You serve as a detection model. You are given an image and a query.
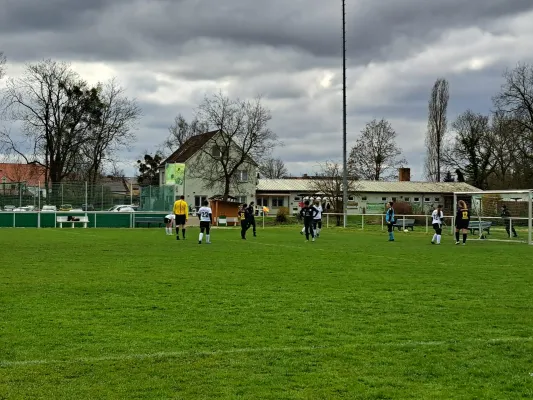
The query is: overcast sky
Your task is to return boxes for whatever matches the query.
[1,0,533,179]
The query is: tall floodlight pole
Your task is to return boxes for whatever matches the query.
[342,0,348,228]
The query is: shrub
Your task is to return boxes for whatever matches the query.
[276,207,290,223]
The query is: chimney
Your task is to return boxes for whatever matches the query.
[303,174,308,178]
[398,168,410,182]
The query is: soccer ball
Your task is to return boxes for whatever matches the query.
[403,229,409,233]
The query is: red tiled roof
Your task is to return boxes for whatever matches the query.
[0,163,46,186]
[161,130,219,165]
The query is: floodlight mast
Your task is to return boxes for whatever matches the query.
[342,0,348,228]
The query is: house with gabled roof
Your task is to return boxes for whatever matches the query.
[159,130,258,212]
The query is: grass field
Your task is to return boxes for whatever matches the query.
[1,226,533,399]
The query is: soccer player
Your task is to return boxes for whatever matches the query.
[300,200,318,242]
[197,200,212,244]
[164,213,175,235]
[246,202,257,237]
[173,195,188,240]
[431,204,444,244]
[312,199,323,238]
[238,204,250,240]
[501,205,518,238]
[385,201,395,242]
[455,200,470,245]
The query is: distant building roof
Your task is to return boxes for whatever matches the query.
[161,130,219,165]
[0,163,46,186]
[257,179,481,194]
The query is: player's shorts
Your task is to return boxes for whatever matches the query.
[175,214,186,225]
[455,220,469,230]
[200,221,210,229]
[432,222,441,230]
[313,219,322,228]
[164,217,171,224]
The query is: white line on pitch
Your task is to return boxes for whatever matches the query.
[2,337,531,368]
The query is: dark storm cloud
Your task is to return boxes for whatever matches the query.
[3,0,532,66]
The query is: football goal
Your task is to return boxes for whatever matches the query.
[453,190,533,245]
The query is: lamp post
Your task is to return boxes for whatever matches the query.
[342,0,348,228]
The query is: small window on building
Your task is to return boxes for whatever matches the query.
[361,196,367,201]
[272,198,284,207]
[414,197,420,202]
[381,197,387,201]
[294,197,300,201]
[237,170,248,182]
[236,196,247,204]
[405,197,410,202]
[425,197,430,202]
[392,197,397,202]
[256,197,267,207]
[348,196,354,201]
[434,197,440,202]
[211,146,221,158]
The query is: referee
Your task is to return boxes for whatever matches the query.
[173,195,189,240]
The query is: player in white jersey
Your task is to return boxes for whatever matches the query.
[312,200,323,237]
[197,200,213,244]
[431,205,444,244]
[164,214,175,235]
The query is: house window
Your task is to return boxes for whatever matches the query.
[194,196,207,211]
[348,196,355,201]
[392,197,397,202]
[414,197,420,202]
[272,197,284,207]
[256,197,268,207]
[434,197,440,201]
[361,196,367,201]
[236,196,247,204]
[381,197,387,201]
[237,170,248,182]
[294,197,301,201]
[405,197,410,202]
[425,197,430,202]
[211,146,221,158]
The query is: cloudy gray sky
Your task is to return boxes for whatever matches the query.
[1,0,533,179]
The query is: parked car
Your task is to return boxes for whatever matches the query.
[41,205,58,212]
[3,205,15,211]
[108,205,136,212]
[81,204,95,211]
[59,204,73,211]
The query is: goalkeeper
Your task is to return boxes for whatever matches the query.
[501,205,518,238]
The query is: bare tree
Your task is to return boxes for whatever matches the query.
[164,114,208,154]
[493,63,533,163]
[425,78,449,182]
[0,52,5,80]
[0,60,104,196]
[443,110,493,189]
[259,157,288,178]
[190,92,279,200]
[311,161,358,226]
[348,118,407,181]
[486,112,519,189]
[80,78,140,187]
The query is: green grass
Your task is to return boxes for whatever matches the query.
[1,227,533,399]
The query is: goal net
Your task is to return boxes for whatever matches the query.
[453,190,533,245]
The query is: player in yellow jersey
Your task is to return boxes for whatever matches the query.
[173,195,189,240]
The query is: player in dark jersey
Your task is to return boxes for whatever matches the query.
[299,200,318,242]
[238,204,251,240]
[246,202,257,237]
[455,200,470,245]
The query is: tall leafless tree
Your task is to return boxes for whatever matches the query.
[493,63,533,164]
[310,160,358,226]
[259,157,288,178]
[443,110,493,189]
[486,112,519,189]
[164,114,208,154]
[0,52,5,80]
[190,92,279,200]
[425,78,449,182]
[348,118,407,181]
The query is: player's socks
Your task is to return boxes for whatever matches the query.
[182,229,186,239]
[199,232,203,243]
[432,233,437,243]
[455,232,460,242]
[206,234,211,243]
[463,233,467,244]
[437,235,441,244]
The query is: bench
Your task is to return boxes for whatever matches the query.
[468,221,492,235]
[393,218,415,231]
[135,217,164,228]
[56,216,89,228]
[217,217,239,226]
